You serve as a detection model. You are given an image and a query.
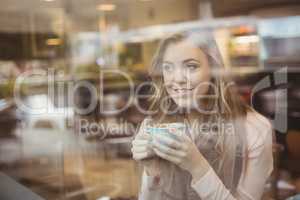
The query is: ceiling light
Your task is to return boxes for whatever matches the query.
[97,197,110,200]
[46,38,62,46]
[233,35,259,44]
[97,4,116,11]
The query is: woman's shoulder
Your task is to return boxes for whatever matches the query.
[244,110,273,156]
[245,110,272,132]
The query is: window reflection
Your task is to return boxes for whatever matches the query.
[0,1,300,199]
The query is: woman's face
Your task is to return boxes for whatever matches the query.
[162,40,211,109]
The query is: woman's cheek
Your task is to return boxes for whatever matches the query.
[192,71,211,92]
[164,77,172,85]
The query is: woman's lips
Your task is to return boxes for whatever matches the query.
[171,87,194,96]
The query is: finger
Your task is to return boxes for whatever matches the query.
[131,144,154,157]
[137,131,151,140]
[169,128,191,142]
[136,132,152,140]
[132,139,151,147]
[153,148,180,164]
[132,146,154,155]
[152,139,186,158]
[133,152,149,160]
[153,134,182,149]
[132,146,147,153]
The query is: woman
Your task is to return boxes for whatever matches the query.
[131,31,273,200]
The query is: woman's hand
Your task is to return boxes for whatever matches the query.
[152,128,210,181]
[132,132,154,160]
[131,127,159,176]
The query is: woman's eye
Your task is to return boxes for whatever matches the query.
[162,64,173,71]
[186,63,199,70]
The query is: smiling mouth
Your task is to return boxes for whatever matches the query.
[172,87,194,94]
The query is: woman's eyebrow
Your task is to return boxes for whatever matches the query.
[182,58,201,64]
[162,61,174,65]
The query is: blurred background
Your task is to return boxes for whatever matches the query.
[0,0,300,199]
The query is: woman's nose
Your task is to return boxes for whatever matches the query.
[173,68,187,84]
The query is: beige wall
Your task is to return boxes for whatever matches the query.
[127,0,198,29]
[0,0,199,33]
[250,5,300,18]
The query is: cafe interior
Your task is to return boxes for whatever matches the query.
[0,0,300,199]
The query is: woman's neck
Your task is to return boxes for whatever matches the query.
[183,109,201,124]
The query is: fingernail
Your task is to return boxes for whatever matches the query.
[169,128,176,133]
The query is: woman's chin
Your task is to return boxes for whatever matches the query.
[173,99,194,110]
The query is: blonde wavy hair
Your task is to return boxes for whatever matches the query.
[145,31,251,197]
[148,31,249,122]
